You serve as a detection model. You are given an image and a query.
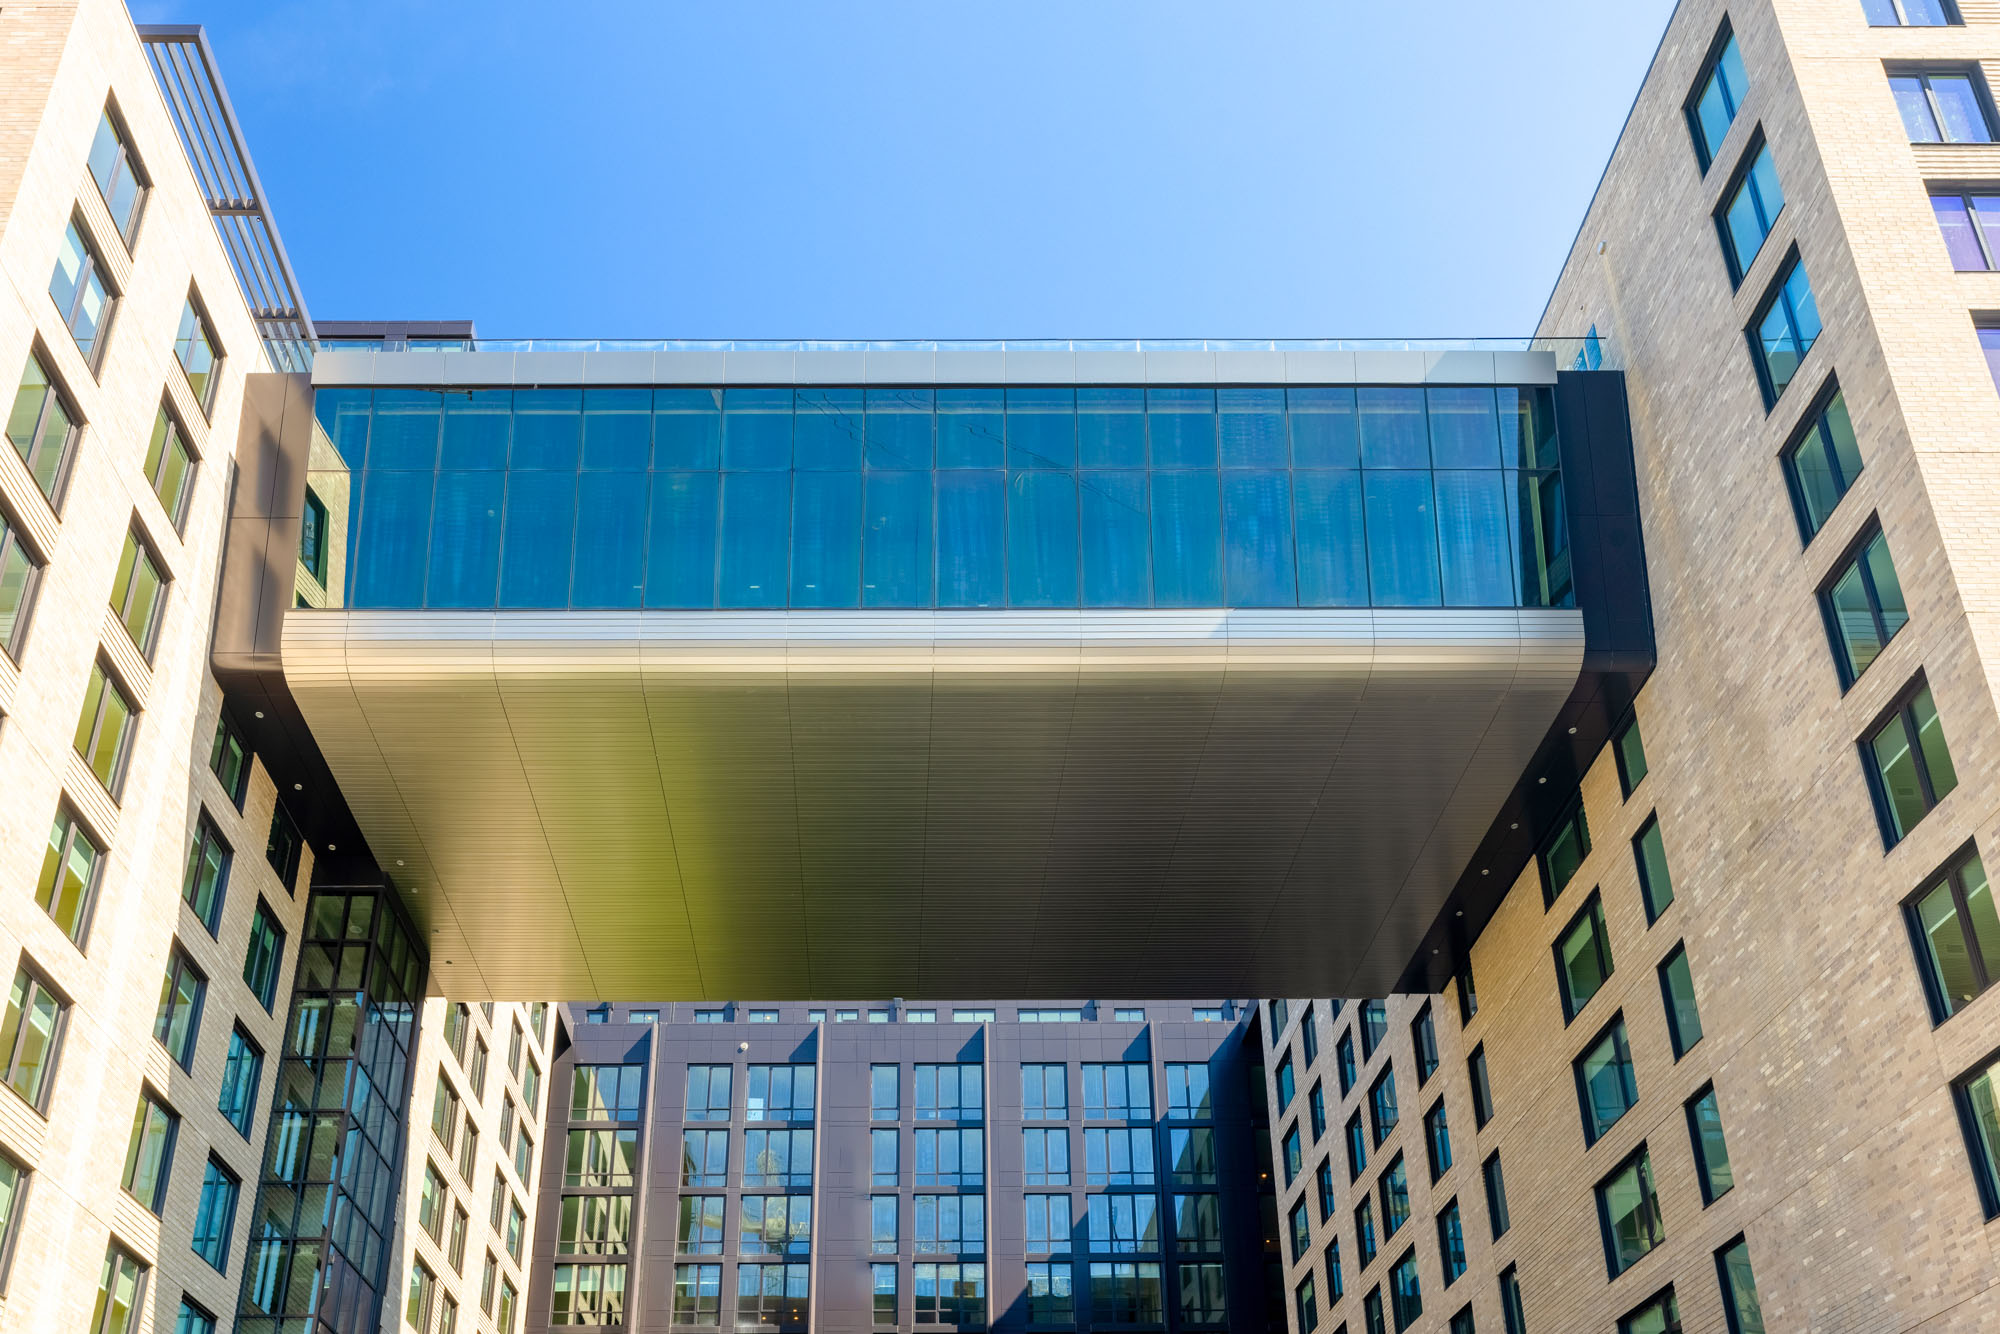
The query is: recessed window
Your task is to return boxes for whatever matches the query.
[1715,1236,1766,1334]
[1411,1003,1438,1084]
[1687,27,1748,170]
[50,219,116,367]
[92,1243,147,1334]
[1277,1051,1296,1110]
[1380,1154,1411,1238]
[1499,1267,1527,1334]
[1483,1151,1511,1240]
[1424,1099,1452,1181]
[1659,943,1706,1058]
[1717,138,1785,284]
[1344,1108,1368,1182]
[219,1026,261,1137]
[1686,1084,1736,1205]
[1289,1197,1312,1263]
[1862,681,1958,847]
[1363,1288,1384,1334]
[1315,1156,1336,1218]
[0,508,44,661]
[1179,1259,1225,1325]
[1468,1045,1494,1129]
[1575,1015,1639,1145]
[1783,388,1863,541]
[1114,1007,1144,1023]
[1360,1000,1388,1059]
[1369,1066,1400,1147]
[210,713,250,808]
[1632,815,1675,924]
[1595,1145,1664,1277]
[73,660,138,797]
[1,963,64,1110]
[1976,325,2000,395]
[6,352,80,506]
[243,899,285,1011]
[1749,254,1822,406]
[1269,997,1289,1037]
[1952,1048,2000,1216]
[1436,1199,1466,1286]
[1162,1064,1209,1125]
[181,811,231,935]
[300,486,329,584]
[1389,1248,1422,1331]
[174,297,221,414]
[1457,957,1478,1024]
[1866,0,1958,23]
[37,806,103,944]
[1295,1273,1319,1333]
[1618,1287,1682,1334]
[1821,525,1908,687]
[1539,800,1590,908]
[1931,189,2000,270]
[1557,893,1615,1022]
[190,1157,238,1272]
[1081,1063,1146,1120]
[1908,848,2000,1021]
[153,946,204,1071]
[552,1265,627,1327]
[266,800,302,891]
[1309,1082,1328,1141]
[1336,1030,1357,1095]
[1324,1237,1343,1300]
[1025,1062,1070,1120]
[122,1089,177,1213]
[111,527,168,657]
[1354,1197,1377,1268]
[86,105,148,243]
[1614,713,1649,797]
[1301,1003,1318,1063]
[916,1127,985,1188]
[919,1062,986,1120]
[1891,69,1994,143]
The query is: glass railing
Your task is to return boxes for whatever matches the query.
[312,336,1598,356]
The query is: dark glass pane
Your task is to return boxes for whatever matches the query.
[866,389,935,470]
[369,390,443,470]
[1358,389,1429,469]
[441,390,512,468]
[1150,471,1222,606]
[1008,471,1079,608]
[1078,388,1146,468]
[1080,471,1151,607]
[646,473,719,608]
[794,389,864,470]
[1363,471,1441,606]
[1148,389,1216,468]
[582,389,653,470]
[572,472,647,608]
[353,471,432,607]
[720,472,790,607]
[723,389,792,470]
[499,471,576,608]
[315,388,372,467]
[1294,471,1368,607]
[1435,471,1514,606]
[1223,471,1296,606]
[1288,388,1358,468]
[938,389,1004,468]
[1008,388,1076,470]
[790,471,862,608]
[1219,388,1287,468]
[428,471,504,607]
[937,471,1005,607]
[1426,389,1501,467]
[654,389,722,469]
[864,471,934,607]
[512,389,583,470]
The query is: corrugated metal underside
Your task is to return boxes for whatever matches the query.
[282,609,1584,1001]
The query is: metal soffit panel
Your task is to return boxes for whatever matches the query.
[281,609,1584,1001]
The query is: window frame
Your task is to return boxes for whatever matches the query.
[111,522,171,659]
[210,712,251,809]
[75,657,140,799]
[1410,1003,1438,1085]
[1423,1099,1451,1181]
[153,944,206,1072]
[181,809,231,936]
[1,960,68,1114]
[1537,797,1591,909]
[242,898,286,1011]
[1685,1082,1735,1206]
[1468,1045,1494,1129]
[1746,248,1821,409]
[174,292,224,417]
[1859,676,1957,849]
[1889,65,1998,144]
[218,1024,263,1138]
[1683,22,1747,172]
[1616,1286,1682,1334]
[50,214,119,372]
[6,347,83,509]
[121,1087,179,1214]
[1713,130,1785,286]
[1929,186,2000,271]
[1368,1065,1399,1147]
[1613,712,1648,798]
[1555,890,1616,1023]
[1659,942,1705,1059]
[91,1242,148,1334]
[1594,1144,1664,1279]
[1780,381,1862,543]
[1574,1013,1640,1147]
[190,1155,240,1273]
[143,401,199,532]
[1482,1151,1510,1240]
[86,98,149,246]
[1867,0,1962,24]
[39,803,106,948]
[0,502,47,662]
[1816,519,1908,690]
[1905,844,2000,1023]
[1632,813,1675,926]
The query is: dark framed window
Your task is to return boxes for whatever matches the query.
[685,1064,731,1120]
[1270,998,1289,1038]
[0,507,44,661]
[1085,1126,1154,1186]
[1316,1157,1336,1220]
[1715,1236,1766,1334]
[1296,1273,1318,1333]
[1289,1199,1311,1264]
[210,713,250,808]
[1336,1031,1357,1094]
[1595,1145,1664,1277]
[1025,1062,1070,1118]
[1360,1001,1388,1059]
[1908,848,2000,1022]
[1867,0,1959,23]
[1748,252,1822,407]
[1025,1126,1071,1185]
[218,1026,262,1137]
[1178,1259,1224,1325]
[1410,1003,1438,1084]
[1931,189,2000,270]
[1576,1015,1639,1146]
[1369,1066,1399,1146]
[153,946,204,1070]
[122,1089,178,1213]
[1483,1151,1511,1240]
[243,900,285,1010]
[1456,957,1478,1024]
[1450,1306,1475,1334]
[1979,324,2000,395]
[871,1129,898,1186]
[1861,680,1957,847]
[1,962,65,1111]
[37,805,104,946]
[1346,1110,1367,1182]
[1716,136,1785,284]
[1309,1082,1327,1141]
[92,1243,147,1334]
[1781,386,1862,541]
[181,811,230,935]
[1354,1197,1376,1268]
[1302,1002,1319,1064]
[74,659,138,798]
[144,404,197,531]
[1324,1236,1343,1300]
[1277,1051,1296,1110]
[1468,1045,1494,1129]
[1685,25,1748,170]
[1632,816,1675,924]
[174,296,222,415]
[1556,893,1615,1022]
[86,103,148,243]
[0,1154,28,1294]
[50,218,117,367]
[1379,1154,1410,1238]
[1363,1288,1385,1334]
[1819,524,1908,687]
[1499,1267,1526,1334]
[1388,1248,1422,1331]
[1614,714,1648,797]
[112,526,169,658]
[6,350,80,506]
[1538,800,1590,908]
[1436,1199,1466,1285]
[1953,1047,2000,1217]
[1659,943,1705,1058]
[1424,1100,1452,1181]
[1687,1084,1735,1205]
[871,1063,899,1119]
[265,801,302,891]
[301,486,329,584]
[190,1157,239,1272]
[1617,1286,1681,1334]
[1891,68,1995,142]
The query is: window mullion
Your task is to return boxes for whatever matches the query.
[1905,706,1937,805]
[1955,874,1992,993]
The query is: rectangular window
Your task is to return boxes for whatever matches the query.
[1538,801,1590,907]
[499,1276,518,1332]
[570,1128,639,1187]
[1633,816,1675,925]
[746,1064,816,1120]
[176,1301,217,1334]
[6,352,79,505]
[111,528,168,657]
[1618,1288,1680,1334]
[1297,1274,1320,1333]
[74,661,138,797]
[872,1063,900,1119]
[1346,1110,1367,1181]
[1424,1100,1452,1181]
[1716,1236,1766,1334]
[1317,1157,1337,1218]
[1026,1128,1073,1187]
[1025,1063,1069,1119]
[87,105,147,242]
[1360,1001,1388,1059]
[873,1263,899,1327]
[1301,1004,1319,1064]
[1596,1146,1664,1277]
[182,813,230,934]
[740,1194,812,1255]
[1867,0,1958,22]
[419,1162,448,1240]
[675,1263,723,1326]
[693,1008,725,1024]
[1863,682,1957,846]
[432,1072,460,1150]
[1450,1308,1475,1334]
[1082,1063,1151,1120]
[300,486,329,583]
[1169,1126,1215,1186]
[1325,1237,1344,1299]
[210,714,250,808]
[748,1008,780,1022]
[915,1127,985,1187]
[0,508,44,660]
[736,1262,810,1327]
[916,1063,983,1120]
[1687,1084,1735,1205]
[917,1261,990,1328]
[513,1124,532,1179]
[1500,1266,1527,1334]
[1576,1015,1639,1145]
[573,1063,644,1120]
[1178,1261,1224,1325]
[1821,526,1908,686]
[1783,388,1862,540]
[1369,1067,1399,1146]
[1891,68,1995,143]
[1270,997,1289,1037]
[1411,1004,1438,1084]
[243,899,285,1010]
[1167,1061,1210,1119]
[1336,1031,1358,1094]
[1909,849,2000,1021]
[1276,1052,1296,1110]
[218,1026,261,1136]
[916,1193,987,1253]
[92,1244,146,1334]
[1469,1045,1495,1128]
[1389,1248,1422,1331]
[1749,254,1822,406]
[1717,138,1784,284]
[449,1204,470,1268]
[1556,893,1615,1022]
[122,1090,177,1213]
[1025,1192,1069,1254]
[872,1128,899,1186]
[1086,1262,1160,1325]
[669,1193,724,1255]
[458,1117,481,1184]
[1483,1151,1511,1240]
[1289,1198,1312,1263]
[153,946,204,1070]
[140,404,197,532]
[174,297,221,414]
[1437,1199,1466,1285]
[1364,1289,1385,1334]
[1309,1083,1328,1140]
[471,1036,489,1097]
[265,802,302,891]
[1659,944,1705,1058]
[1084,1126,1155,1185]
[1457,958,1479,1024]
[507,1196,526,1259]
[50,219,116,366]
[1687,28,1748,169]
[685,1064,732,1120]
[1931,189,2000,271]
[743,1128,814,1188]
[190,1157,237,1271]
[1,963,63,1112]
[1355,1197,1377,1267]
[550,1264,628,1327]
[1380,1154,1410,1237]
[1614,714,1648,797]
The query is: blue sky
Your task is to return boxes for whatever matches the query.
[132,0,1676,339]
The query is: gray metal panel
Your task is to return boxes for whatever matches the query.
[311,349,376,385]
[1425,350,1498,384]
[726,350,798,383]
[1285,350,1356,383]
[1214,349,1285,383]
[1495,349,1561,385]
[513,351,588,384]
[1004,350,1076,384]
[933,350,1005,383]
[1145,350,1216,383]
[1073,350,1148,384]
[866,350,935,384]
[1353,350,1426,383]
[583,350,656,384]
[794,350,867,384]
[654,350,728,384]
[367,351,448,386]
[439,350,516,385]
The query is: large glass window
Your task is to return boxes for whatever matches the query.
[1538,802,1590,908]
[218,1026,261,1136]
[677,1195,723,1254]
[1025,1063,1068,1119]
[0,509,41,660]
[743,1128,813,1188]
[1687,1084,1735,1205]
[1355,1197,1377,1268]
[1821,527,1908,686]
[174,298,221,414]
[1576,1016,1640,1145]
[1411,1004,1438,1084]
[1024,1126,1069,1185]
[153,947,204,1070]
[685,1065,732,1121]
[1719,140,1784,283]
[243,900,284,1010]
[50,220,115,366]
[579,1128,642,1186]
[1389,1248,1422,1331]
[1296,1274,1319,1333]
[551,1264,627,1326]
[1083,1063,1150,1120]
[915,1128,984,1187]
[1483,1152,1511,1240]
[1424,1099,1452,1180]
[1863,682,1958,846]
[1283,1124,1303,1185]
[1437,1200,1466,1285]
[6,352,79,504]
[1289,1198,1311,1263]
[1169,1127,1214,1186]
[1380,1154,1411,1237]
[674,1264,722,1326]
[1085,1127,1155,1186]
[190,1157,238,1271]
[1087,1262,1161,1325]
[1369,1067,1400,1146]
[91,1244,145,1334]
[122,1090,177,1212]
[1179,1261,1224,1325]
[1,964,63,1109]
[1596,1147,1664,1277]
[741,1194,812,1255]
[210,714,250,809]
[74,661,138,796]
[916,1193,986,1253]
[1276,1051,1296,1110]
[1891,69,1994,143]
[1688,30,1748,169]
[1360,1000,1388,1059]
[574,1064,644,1120]
[1716,1236,1766,1334]
[1166,1062,1210,1119]
[111,528,168,656]
[1557,894,1615,1022]
[1931,190,2000,271]
[181,812,230,934]
[144,405,196,530]
[1346,1110,1367,1182]
[1909,850,2000,1021]
[916,1262,988,1329]
[1954,1048,2000,1216]
[36,807,102,944]
[1468,1045,1494,1129]
[87,107,147,242]
[916,1063,983,1120]
[1750,256,1822,406]
[1783,390,1862,540]
[1866,0,1958,23]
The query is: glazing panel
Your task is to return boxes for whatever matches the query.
[1081,471,1151,607]
[720,472,790,606]
[938,389,1004,468]
[573,472,647,608]
[1148,388,1217,468]
[442,390,512,469]
[512,389,582,470]
[582,389,652,470]
[428,471,504,607]
[723,389,792,470]
[315,388,372,468]
[1435,471,1515,606]
[1008,471,1079,607]
[1426,388,1501,467]
[864,471,933,607]
[1287,388,1358,468]
[1151,471,1222,606]
[1008,388,1077,470]
[1294,471,1368,607]
[790,471,862,607]
[654,390,722,469]
[353,471,432,607]
[1364,471,1441,606]
[1358,389,1429,468]
[795,389,864,470]
[499,471,577,608]
[1223,470,1296,606]
[370,390,442,470]
[866,389,935,470]
[1219,388,1286,468]
[937,471,1005,607]
[1079,388,1146,468]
